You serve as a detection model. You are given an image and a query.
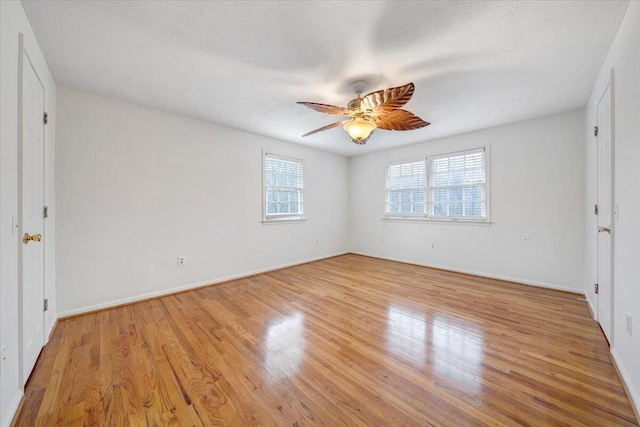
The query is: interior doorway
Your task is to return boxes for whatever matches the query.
[595,77,614,344]
[19,47,46,385]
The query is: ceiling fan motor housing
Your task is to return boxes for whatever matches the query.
[348,98,362,111]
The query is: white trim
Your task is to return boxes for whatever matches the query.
[350,251,583,294]
[585,293,597,320]
[609,68,616,345]
[385,157,426,168]
[383,145,491,222]
[45,316,56,339]
[611,348,640,420]
[1,392,23,427]
[384,158,427,217]
[427,145,490,221]
[595,70,616,345]
[383,217,492,226]
[262,218,306,224]
[18,36,49,387]
[263,215,305,222]
[263,151,304,221]
[263,152,303,163]
[57,251,349,318]
[428,146,485,161]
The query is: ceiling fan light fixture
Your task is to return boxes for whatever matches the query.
[298,81,430,144]
[343,118,376,144]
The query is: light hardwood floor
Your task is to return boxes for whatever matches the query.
[14,254,638,426]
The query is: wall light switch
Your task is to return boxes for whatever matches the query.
[177,256,185,266]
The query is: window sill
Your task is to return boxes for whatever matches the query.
[262,217,307,224]
[383,216,492,226]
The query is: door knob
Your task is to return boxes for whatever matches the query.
[597,226,611,234]
[23,233,42,244]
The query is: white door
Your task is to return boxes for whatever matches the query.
[20,51,46,384]
[596,84,613,343]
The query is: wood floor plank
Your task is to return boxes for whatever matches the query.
[13,254,638,426]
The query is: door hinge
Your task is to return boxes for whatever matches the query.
[594,204,598,215]
[44,299,49,311]
[43,205,48,218]
[43,112,48,125]
[595,283,599,294]
[594,126,598,137]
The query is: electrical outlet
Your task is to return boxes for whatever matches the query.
[431,243,436,249]
[522,234,530,244]
[627,313,633,336]
[177,256,185,266]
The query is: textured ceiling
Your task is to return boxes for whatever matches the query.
[22,1,628,157]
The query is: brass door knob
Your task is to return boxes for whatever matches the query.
[23,233,42,244]
[597,226,611,234]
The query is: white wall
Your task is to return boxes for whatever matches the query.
[0,2,56,426]
[350,110,585,292]
[585,1,640,414]
[55,86,350,316]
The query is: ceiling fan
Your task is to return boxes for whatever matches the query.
[297,81,430,145]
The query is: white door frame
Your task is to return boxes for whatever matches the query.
[17,33,48,386]
[595,69,615,344]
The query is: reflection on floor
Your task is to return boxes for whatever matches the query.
[266,312,306,378]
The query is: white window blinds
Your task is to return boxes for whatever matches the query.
[385,160,427,216]
[264,154,303,219]
[428,148,486,219]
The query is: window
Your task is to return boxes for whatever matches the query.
[385,160,427,216]
[428,148,486,219]
[385,147,488,221]
[264,153,304,220]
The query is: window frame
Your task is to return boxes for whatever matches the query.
[384,158,428,219]
[384,146,491,224]
[263,152,305,223]
[427,147,489,221]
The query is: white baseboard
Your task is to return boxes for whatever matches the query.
[611,348,640,421]
[45,318,56,344]
[2,390,23,427]
[585,293,597,320]
[351,251,584,294]
[57,251,349,318]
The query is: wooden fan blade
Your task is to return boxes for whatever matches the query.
[374,109,430,131]
[302,120,348,137]
[297,102,352,116]
[362,82,415,113]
